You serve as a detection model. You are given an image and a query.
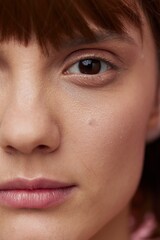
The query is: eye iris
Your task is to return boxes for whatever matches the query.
[79,59,101,74]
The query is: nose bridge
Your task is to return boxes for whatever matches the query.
[6,59,46,127]
[0,66,60,155]
[5,91,47,132]
[12,68,43,112]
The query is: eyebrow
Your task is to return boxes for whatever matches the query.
[62,30,138,49]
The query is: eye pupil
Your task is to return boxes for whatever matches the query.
[79,59,101,74]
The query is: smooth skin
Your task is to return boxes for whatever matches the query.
[0,12,159,240]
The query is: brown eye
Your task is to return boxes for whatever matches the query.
[67,58,111,75]
[79,59,101,74]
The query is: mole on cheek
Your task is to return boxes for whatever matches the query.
[88,118,97,127]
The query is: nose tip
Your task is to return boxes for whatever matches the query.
[0,110,61,155]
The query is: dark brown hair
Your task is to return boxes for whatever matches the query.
[0,0,159,238]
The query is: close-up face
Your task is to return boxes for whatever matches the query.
[0,4,159,240]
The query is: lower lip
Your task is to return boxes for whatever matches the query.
[0,187,74,209]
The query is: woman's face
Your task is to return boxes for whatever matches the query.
[0,11,158,240]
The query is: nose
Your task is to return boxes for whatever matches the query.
[0,101,61,155]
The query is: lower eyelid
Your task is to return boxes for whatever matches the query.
[62,70,118,88]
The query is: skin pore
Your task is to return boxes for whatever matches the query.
[0,11,159,240]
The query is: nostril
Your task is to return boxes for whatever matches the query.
[6,145,17,154]
[37,145,51,153]
[5,144,52,154]
[38,145,48,150]
[7,145,14,150]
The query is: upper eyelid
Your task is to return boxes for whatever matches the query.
[64,48,116,61]
[62,48,122,72]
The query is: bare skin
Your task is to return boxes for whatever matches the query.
[0,13,159,240]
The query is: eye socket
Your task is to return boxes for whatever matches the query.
[66,58,112,75]
[62,50,120,88]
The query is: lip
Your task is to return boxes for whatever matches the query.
[0,178,76,209]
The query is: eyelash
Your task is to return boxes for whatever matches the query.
[62,49,119,87]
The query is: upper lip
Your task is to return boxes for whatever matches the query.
[0,178,74,190]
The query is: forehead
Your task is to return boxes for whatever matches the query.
[0,0,143,50]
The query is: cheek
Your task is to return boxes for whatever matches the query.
[57,96,147,237]
[71,103,145,189]
[64,55,156,191]
[62,82,153,218]
[68,89,148,176]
